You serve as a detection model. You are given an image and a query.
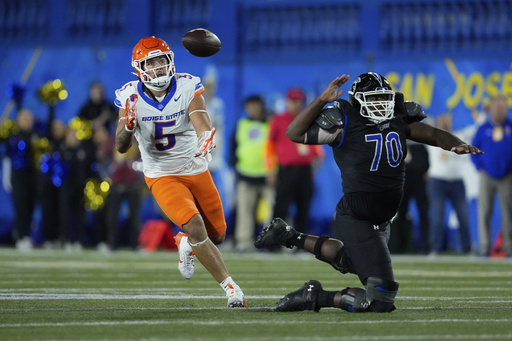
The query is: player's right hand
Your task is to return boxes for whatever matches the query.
[125,94,138,131]
[319,75,351,102]
[194,128,217,157]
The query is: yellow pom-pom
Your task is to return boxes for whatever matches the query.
[83,178,111,211]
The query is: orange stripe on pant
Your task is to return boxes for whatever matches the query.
[145,170,226,239]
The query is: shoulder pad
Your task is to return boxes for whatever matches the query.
[176,73,200,81]
[394,92,427,123]
[405,101,427,123]
[335,98,359,116]
[315,105,344,129]
[114,81,138,109]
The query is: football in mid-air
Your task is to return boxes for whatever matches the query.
[182,28,222,57]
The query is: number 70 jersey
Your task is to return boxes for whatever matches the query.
[114,73,208,178]
[332,99,409,194]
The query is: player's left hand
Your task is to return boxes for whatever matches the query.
[124,94,138,131]
[451,144,484,155]
[194,127,216,157]
[319,74,351,103]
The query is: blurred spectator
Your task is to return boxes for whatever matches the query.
[203,75,225,175]
[0,109,40,251]
[103,136,143,251]
[391,142,430,254]
[266,87,324,235]
[229,95,274,252]
[203,73,235,229]
[59,127,90,250]
[39,119,67,249]
[90,124,111,249]
[427,114,472,255]
[78,82,117,133]
[471,95,512,257]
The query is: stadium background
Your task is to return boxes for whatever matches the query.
[0,0,510,250]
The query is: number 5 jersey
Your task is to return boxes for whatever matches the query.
[114,73,207,178]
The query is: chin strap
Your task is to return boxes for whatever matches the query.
[144,80,171,92]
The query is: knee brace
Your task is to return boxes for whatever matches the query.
[313,236,355,274]
[339,287,370,313]
[365,276,399,312]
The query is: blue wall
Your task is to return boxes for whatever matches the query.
[1,0,510,249]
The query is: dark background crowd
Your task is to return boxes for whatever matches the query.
[0,0,511,256]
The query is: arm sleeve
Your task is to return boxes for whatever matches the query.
[304,124,343,145]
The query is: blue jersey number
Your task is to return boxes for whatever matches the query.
[365,132,403,171]
[154,121,176,151]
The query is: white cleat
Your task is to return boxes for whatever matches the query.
[226,283,247,308]
[174,232,195,279]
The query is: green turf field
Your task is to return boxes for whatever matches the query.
[0,248,511,341]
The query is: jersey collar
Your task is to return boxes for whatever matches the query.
[137,77,177,112]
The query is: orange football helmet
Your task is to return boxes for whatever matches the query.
[131,36,175,91]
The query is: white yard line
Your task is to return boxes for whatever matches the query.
[1,306,512,313]
[0,293,511,301]
[44,336,512,341]
[1,286,510,293]
[1,318,511,329]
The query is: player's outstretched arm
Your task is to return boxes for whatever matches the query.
[407,121,484,155]
[188,95,217,157]
[287,75,350,143]
[188,95,212,135]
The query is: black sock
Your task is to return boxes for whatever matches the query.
[317,291,337,308]
[287,232,306,249]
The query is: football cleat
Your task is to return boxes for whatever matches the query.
[274,280,323,312]
[174,232,195,279]
[226,283,247,308]
[254,217,296,249]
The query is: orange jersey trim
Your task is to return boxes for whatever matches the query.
[194,87,205,98]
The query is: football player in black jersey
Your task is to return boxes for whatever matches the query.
[255,73,483,313]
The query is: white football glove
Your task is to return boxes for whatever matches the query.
[194,127,216,157]
[124,94,138,132]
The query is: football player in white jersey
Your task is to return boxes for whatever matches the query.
[114,36,246,308]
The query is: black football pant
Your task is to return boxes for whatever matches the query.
[333,204,394,285]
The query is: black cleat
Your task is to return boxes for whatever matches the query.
[254,218,296,249]
[274,280,323,312]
